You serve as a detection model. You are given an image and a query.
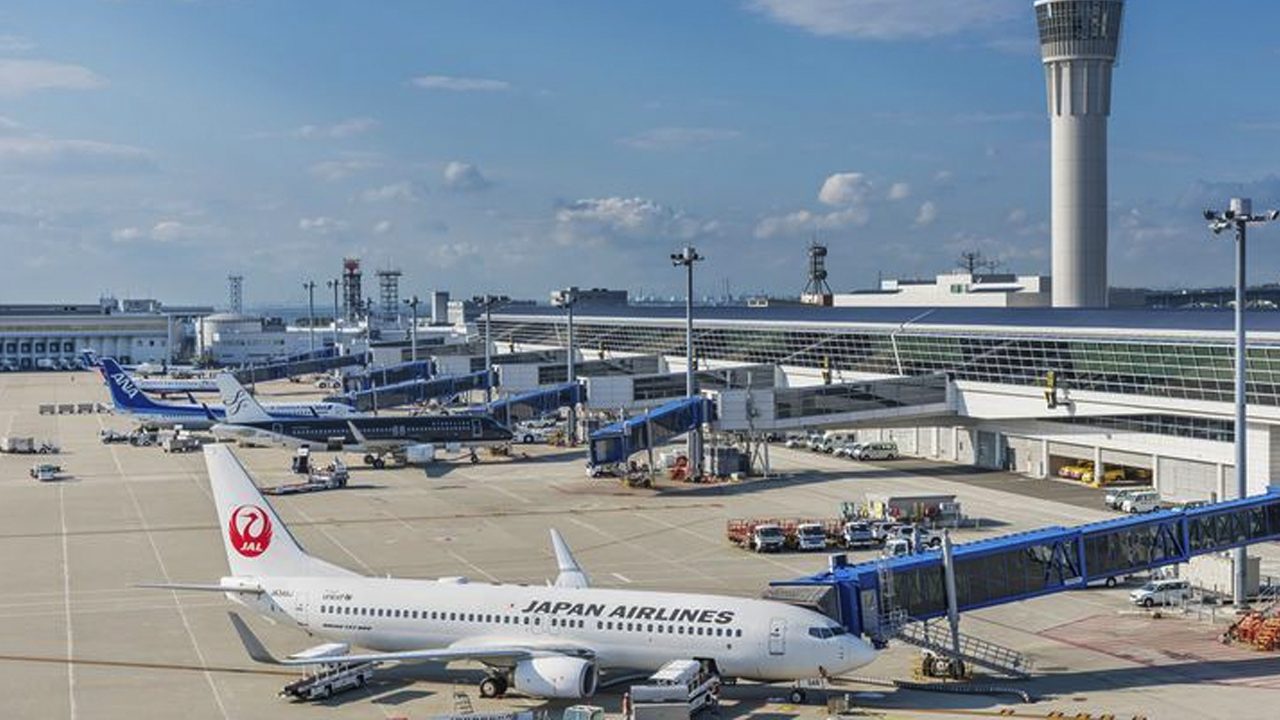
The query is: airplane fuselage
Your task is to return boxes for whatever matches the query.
[213,414,512,450]
[233,575,875,681]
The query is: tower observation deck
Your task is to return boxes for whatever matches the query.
[1035,0,1123,308]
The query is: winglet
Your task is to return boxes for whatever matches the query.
[550,528,590,589]
[228,612,282,665]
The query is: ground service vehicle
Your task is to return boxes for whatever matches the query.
[1130,578,1191,607]
[1105,487,1145,510]
[841,521,876,548]
[629,659,720,719]
[1122,491,1161,514]
[793,523,829,551]
[30,463,61,481]
[853,442,899,460]
[726,520,786,552]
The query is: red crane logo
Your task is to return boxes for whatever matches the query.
[229,505,273,558]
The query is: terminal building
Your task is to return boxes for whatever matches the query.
[491,303,1280,503]
[0,298,212,369]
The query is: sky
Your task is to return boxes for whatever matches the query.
[3,0,1280,308]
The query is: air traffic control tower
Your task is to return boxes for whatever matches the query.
[1036,0,1123,308]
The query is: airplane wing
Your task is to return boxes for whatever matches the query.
[139,581,264,595]
[229,612,590,667]
[550,528,590,589]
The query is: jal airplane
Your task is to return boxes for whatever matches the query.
[98,358,359,429]
[145,446,877,700]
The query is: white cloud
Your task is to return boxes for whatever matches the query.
[753,206,869,239]
[112,220,211,243]
[294,117,379,139]
[442,161,491,192]
[1006,208,1028,224]
[359,181,419,203]
[0,35,35,54]
[619,126,743,151]
[0,135,153,173]
[299,216,347,234]
[747,0,1021,41]
[818,172,872,206]
[914,200,938,227]
[888,182,911,201]
[309,157,379,181]
[372,220,392,235]
[554,197,717,246]
[410,75,510,92]
[0,59,105,96]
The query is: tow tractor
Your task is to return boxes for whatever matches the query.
[276,643,376,701]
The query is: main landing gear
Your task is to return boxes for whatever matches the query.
[362,453,388,469]
[478,673,509,698]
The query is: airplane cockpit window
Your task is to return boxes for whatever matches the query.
[808,626,834,639]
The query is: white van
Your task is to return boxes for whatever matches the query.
[1122,491,1161,514]
[854,442,899,461]
[1129,578,1191,607]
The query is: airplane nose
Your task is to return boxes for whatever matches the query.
[840,636,878,672]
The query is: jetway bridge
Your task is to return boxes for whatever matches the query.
[483,382,584,427]
[232,352,366,385]
[587,374,952,467]
[768,489,1280,674]
[343,359,433,392]
[327,370,491,412]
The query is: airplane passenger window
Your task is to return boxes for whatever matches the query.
[647,624,653,632]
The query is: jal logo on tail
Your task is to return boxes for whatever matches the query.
[110,371,140,398]
[228,504,273,558]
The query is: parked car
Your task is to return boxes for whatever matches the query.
[853,442,899,461]
[1129,578,1191,607]
[1105,487,1146,510]
[783,434,808,449]
[833,441,865,459]
[1121,491,1161,514]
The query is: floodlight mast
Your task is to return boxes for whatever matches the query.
[1204,197,1279,609]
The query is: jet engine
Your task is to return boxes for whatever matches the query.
[512,656,597,698]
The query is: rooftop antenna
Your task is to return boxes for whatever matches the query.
[227,274,243,314]
[957,251,999,275]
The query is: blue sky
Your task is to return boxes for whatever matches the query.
[3,0,1280,306]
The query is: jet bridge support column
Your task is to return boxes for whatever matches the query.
[942,531,962,661]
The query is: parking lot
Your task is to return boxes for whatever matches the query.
[2,372,1280,719]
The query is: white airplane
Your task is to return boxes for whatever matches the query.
[144,445,877,701]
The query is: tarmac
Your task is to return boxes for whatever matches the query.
[1,371,1279,719]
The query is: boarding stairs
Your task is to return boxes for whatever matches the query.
[874,561,1032,679]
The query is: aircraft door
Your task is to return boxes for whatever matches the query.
[271,422,283,436]
[768,617,786,655]
[288,590,310,629]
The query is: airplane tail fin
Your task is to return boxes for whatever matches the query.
[99,357,163,411]
[216,373,275,424]
[81,349,101,369]
[204,444,354,578]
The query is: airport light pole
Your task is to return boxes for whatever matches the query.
[671,246,704,477]
[1205,198,1280,609]
[303,280,317,353]
[404,295,421,362]
[326,278,340,350]
[552,287,579,444]
[473,294,503,404]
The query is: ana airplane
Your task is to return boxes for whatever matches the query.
[210,373,512,465]
[144,446,877,701]
[82,351,219,396]
[98,358,359,429]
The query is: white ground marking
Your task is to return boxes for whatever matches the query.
[566,516,727,587]
[58,483,77,720]
[285,501,376,574]
[122,468,232,719]
[610,572,632,584]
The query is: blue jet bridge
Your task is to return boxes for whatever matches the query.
[483,382,584,428]
[588,396,715,467]
[328,370,491,412]
[232,351,365,384]
[343,359,434,392]
[772,489,1280,645]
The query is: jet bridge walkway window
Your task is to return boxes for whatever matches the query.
[1083,516,1186,580]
